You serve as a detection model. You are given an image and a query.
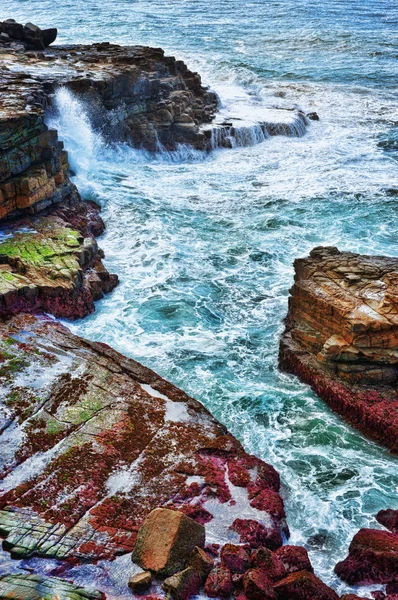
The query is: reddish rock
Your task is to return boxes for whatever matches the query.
[273,570,339,600]
[132,508,205,577]
[163,567,202,600]
[251,547,286,580]
[387,583,398,595]
[204,567,233,598]
[340,595,368,600]
[274,545,313,575]
[128,571,152,593]
[279,247,398,453]
[377,509,398,534]
[243,569,276,600]
[335,528,398,585]
[187,546,214,576]
[220,544,250,574]
[231,519,283,550]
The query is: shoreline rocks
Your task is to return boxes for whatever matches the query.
[279,246,398,453]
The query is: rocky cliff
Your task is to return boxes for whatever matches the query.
[279,246,398,453]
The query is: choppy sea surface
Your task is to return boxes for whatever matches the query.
[2,0,398,593]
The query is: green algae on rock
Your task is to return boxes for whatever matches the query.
[0,573,104,600]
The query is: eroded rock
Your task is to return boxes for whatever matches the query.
[128,571,152,593]
[0,573,104,600]
[279,246,398,452]
[273,570,339,600]
[132,508,205,577]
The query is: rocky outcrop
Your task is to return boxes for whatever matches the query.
[279,246,398,452]
[0,19,57,50]
[335,526,398,586]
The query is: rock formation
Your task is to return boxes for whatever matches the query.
[279,246,398,452]
[335,510,398,588]
[0,19,57,50]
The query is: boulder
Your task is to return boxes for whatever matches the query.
[132,508,205,577]
[128,571,152,593]
[274,545,313,575]
[220,543,250,573]
[377,509,398,533]
[204,566,233,598]
[243,569,276,600]
[187,546,214,576]
[231,518,283,550]
[273,570,339,600]
[163,567,202,600]
[251,547,286,580]
[335,528,398,585]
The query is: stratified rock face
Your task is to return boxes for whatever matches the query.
[0,313,287,563]
[335,527,398,585]
[279,246,398,452]
[0,573,104,600]
[0,212,117,319]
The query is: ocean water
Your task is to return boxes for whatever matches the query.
[2,0,398,594]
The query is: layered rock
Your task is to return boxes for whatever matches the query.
[279,246,398,452]
[0,313,288,565]
[0,573,104,600]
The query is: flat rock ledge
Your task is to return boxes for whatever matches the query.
[279,246,398,453]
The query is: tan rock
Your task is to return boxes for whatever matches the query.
[132,508,205,577]
[128,571,152,593]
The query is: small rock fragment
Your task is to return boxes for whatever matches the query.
[162,567,202,600]
[128,571,152,593]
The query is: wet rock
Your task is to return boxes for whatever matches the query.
[273,570,339,600]
[377,509,398,533]
[132,508,205,577]
[387,583,398,595]
[231,518,283,550]
[279,246,398,452]
[251,546,286,580]
[307,112,320,121]
[0,314,289,563]
[0,19,57,49]
[243,569,276,600]
[162,566,202,600]
[0,573,104,600]
[187,546,214,576]
[274,545,313,575]
[220,543,250,573]
[335,528,398,585]
[204,566,233,598]
[128,571,152,593]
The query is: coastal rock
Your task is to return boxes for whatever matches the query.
[163,567,203,600]
[187,546,214,576]
[335,528,398,585]
[204,566,233,598]
[274,545,313,575]
[0,573,104,600]
[279,246,398,452]
[0,313,288,566]
[132,508,205,577]
[377,509,398,533]
[273,570,339,600]
[242,569,276,600]
[0,19,57,49]
[128,571,153,593]
[251,546,286,580]
[220,543,250,573]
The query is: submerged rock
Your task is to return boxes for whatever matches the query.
[279,246,398,452]
[132,508,205,577]
[335,528,398,585]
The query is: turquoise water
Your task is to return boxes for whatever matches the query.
[3,0,398,593]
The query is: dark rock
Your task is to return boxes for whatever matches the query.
[251,546,286,580]
[163,567,202,600]
[377,509,398,533]
[132,508,205,577]
[243,569,276,600]
[307,112,320,121]
[220,543,250,573]
[273,570,339,600]
[204,566,233,598]
[274,545,313,575]
[128,571,152,593]
[335,528,398,585]
[187,546,214,576]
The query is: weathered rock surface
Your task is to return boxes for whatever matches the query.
[0,573,104,600]
[279,246,398,452]
[0,313,288,567]
[335,527,398,585]
[273,570,339,600]
[132,508,205,577]
[128,571,152,593]
[377,509,398,534]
